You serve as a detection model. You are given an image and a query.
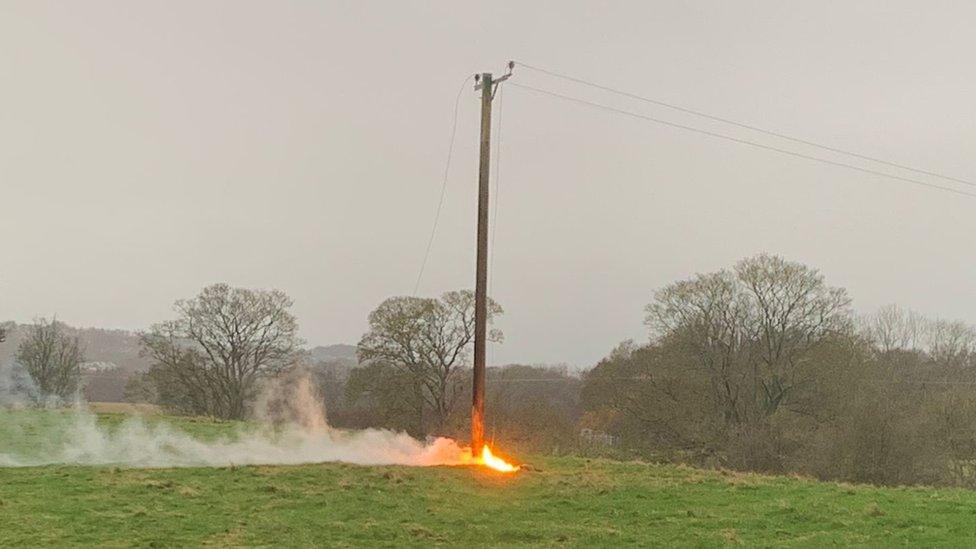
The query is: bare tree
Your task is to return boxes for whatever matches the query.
[736,254,852,416]
[357,290,502,434]
[646,270,754,423]
[645,254,852,422]
[140,284,301,420]
[16,319,84,400]
[862,304,924,353]
[861,305,975,367]
[926,319,976,367]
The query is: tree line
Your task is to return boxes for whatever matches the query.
[5,254,976,488]
[584,254,976,487]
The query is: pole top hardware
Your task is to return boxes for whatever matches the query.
[475,61,514,91]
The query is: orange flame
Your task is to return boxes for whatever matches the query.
[476,445,520,473]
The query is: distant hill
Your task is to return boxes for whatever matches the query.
[308,344,358,364]
[0,322,151,403]
[0,322,151,374]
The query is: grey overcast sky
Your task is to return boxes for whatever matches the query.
[1,1,974,367]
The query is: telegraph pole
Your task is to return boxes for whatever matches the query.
[471,62,512,455]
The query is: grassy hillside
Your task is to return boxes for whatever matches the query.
[2,412,976,547]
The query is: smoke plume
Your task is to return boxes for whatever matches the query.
[0,373,474,468]
[0,362,39,409]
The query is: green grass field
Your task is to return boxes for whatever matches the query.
[2,411,976,547]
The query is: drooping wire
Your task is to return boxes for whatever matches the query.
[489,84,504,302]
[509,82,976,200]
[514,61,976,189]
[414,75,474,296]
[488,83,505,366]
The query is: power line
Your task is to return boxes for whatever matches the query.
[514,61,976,189]
[489,84,505,367]
[414,75,474,296]
[490,84,504,295]
[509,82,976,200]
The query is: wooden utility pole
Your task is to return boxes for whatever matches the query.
[471,63,512,455]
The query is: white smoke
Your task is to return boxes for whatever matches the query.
[0,361,39,408]
[0,374,475,469]
[0,413,473,468]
